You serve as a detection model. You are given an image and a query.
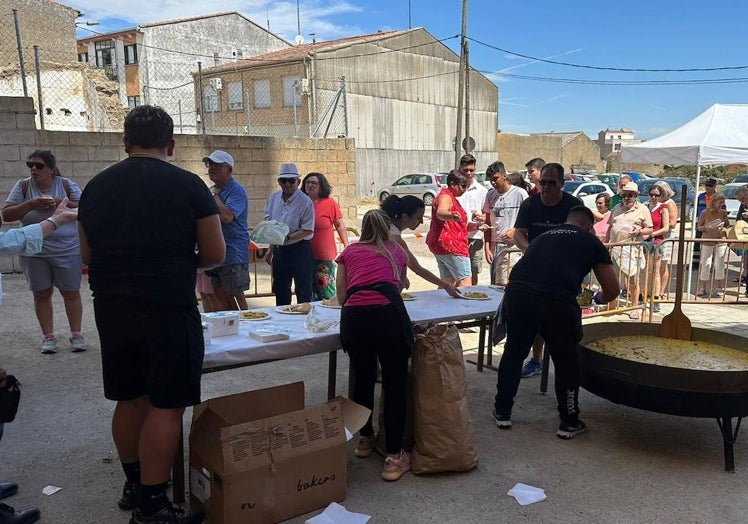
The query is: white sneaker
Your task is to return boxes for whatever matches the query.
[41,336,58,354]
[70,335,87,352]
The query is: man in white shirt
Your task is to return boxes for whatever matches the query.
[456,154,488,285]
[482,161,528,285]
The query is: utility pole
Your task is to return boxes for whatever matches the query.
[454,0,468,168]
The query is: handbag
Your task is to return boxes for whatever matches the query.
[726,220,748,254]
[0,375,21,423]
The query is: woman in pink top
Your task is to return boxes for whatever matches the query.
[301,172,349,300]
[336,209,412,482]
[592,193,611,240]
[425,170,471,287]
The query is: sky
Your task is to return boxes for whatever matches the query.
[69,0,748,140]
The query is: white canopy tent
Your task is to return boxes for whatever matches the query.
[621,103,748,293]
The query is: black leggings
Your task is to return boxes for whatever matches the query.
[340,304,409,454]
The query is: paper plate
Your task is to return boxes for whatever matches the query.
[460,292,491,300]
[401,293,416,301]
[239,311,270,321]
[276,305,311,315]
[318,301,342,309]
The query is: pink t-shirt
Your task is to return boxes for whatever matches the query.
[335,241,408,307]
[311,197,344,261]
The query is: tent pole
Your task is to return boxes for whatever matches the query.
[686,161,701,298]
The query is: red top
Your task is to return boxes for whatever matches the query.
[528,185,540,196]
[426,189,469,257]
[649,203,666,244]
[310,197,344,260]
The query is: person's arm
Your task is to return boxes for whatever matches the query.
[78,223,91,265]
[398,265,408,292]
[333,218,349,247]
[592,262,620,304]
[483,210,493,263]
[335,263,347,305]
[514,227,529,252]
[196,215,226,268]
[212,193,235,223]
[651,208,670,238]
[667,201,678,227]
[3,197,55,222]
[393,235,459,297]
[434,194,458,222]
[696,211,708,232]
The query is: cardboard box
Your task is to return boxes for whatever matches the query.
[189,382,370,524]
[202,312,240,337]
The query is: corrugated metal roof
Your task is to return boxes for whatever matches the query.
[201,30,405,73]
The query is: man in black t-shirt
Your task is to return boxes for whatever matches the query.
[492,206,620,439]
[78,106,225,524]
[513,163,582,378]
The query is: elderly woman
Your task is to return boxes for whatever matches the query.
[643,184,670,312]
[301,172,349,300]
[696,193,730,298]
[2,150,85,353]
[652,181,678,300]
[425,170,472,287]
[605,182,653,319]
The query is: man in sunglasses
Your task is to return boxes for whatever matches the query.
[203,150,250,311]
[510,163,582,380]
[264,163,315,306]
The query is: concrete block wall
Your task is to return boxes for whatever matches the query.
[0,96,357,272]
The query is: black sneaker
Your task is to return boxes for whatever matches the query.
[491,409,512,429]
[118,480,140,510]
[129,501,203,524]
[0,503,41,524]
[557,420,587,440]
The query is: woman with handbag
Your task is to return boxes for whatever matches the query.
[2,150,86,354]
[336,209,413,481]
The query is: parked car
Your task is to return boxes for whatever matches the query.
[377,173,444,206]
[597,173,621,193]
[620,171,652,182]
[635,178,695,220]
[718,182,745,221]
[564,173,598,182]
[562,180,613,210]
[732,173,748,184]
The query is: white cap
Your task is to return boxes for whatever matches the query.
[202,150,234,167]
[277,162,301,179]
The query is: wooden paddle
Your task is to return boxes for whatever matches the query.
[660,185,692,340]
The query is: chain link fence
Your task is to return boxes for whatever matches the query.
[2,8,349,138]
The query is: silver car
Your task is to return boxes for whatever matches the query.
[377,173,444,206]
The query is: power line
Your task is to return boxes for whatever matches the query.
[484,70,748,86]
[467,36,748,73]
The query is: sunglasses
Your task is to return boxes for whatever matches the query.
[649,193,661,197]
[456,183,468,189]
[305,181,319,186]
[205,161,228,168]
[26,161,47,169]
[279,178,297,185]
[622,193,638,199]
[539,179,558,186]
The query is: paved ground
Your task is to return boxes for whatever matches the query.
[2,207,748,523]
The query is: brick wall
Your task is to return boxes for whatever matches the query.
[0,96,357,272]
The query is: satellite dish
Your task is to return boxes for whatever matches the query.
[294,35,305,45]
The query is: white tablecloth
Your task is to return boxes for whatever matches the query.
[203,285,503,370]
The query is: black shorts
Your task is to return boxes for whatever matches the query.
[94,298,204,409]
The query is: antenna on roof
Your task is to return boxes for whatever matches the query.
[266,2,270,32]
[296,0,301,39]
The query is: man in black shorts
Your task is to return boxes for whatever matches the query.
[492,206,620,438]
[78,106,225,524]
[513,162,583,378]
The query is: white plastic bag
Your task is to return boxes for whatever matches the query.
[252,220,289,245]
[304,305,339,333]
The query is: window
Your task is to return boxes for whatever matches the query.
[124,44,138,65]
[127,96,141,109]
[283,76,301,107]
[204,89,219,112]
[254,79,270,108]
[78,52,88,63]
[228,81,243,110]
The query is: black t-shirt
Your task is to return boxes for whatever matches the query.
[509,224,612,301]
[515,192,583,242]
[78,157,219,306]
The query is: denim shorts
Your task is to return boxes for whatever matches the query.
[434,254,472,281]
[208,264,250,295]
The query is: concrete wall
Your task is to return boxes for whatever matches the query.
[0,96,356,271]
[497,133,604,173]
[1,0,78,68]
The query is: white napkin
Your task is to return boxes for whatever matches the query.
[305,502,370,524]
[507,482,546,506]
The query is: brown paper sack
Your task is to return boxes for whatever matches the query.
[411,323,478,474]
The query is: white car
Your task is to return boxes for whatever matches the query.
[562,180,613,210]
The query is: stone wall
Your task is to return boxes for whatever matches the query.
[0,96,357,272]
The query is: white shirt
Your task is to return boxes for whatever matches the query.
[457,178,488,240]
